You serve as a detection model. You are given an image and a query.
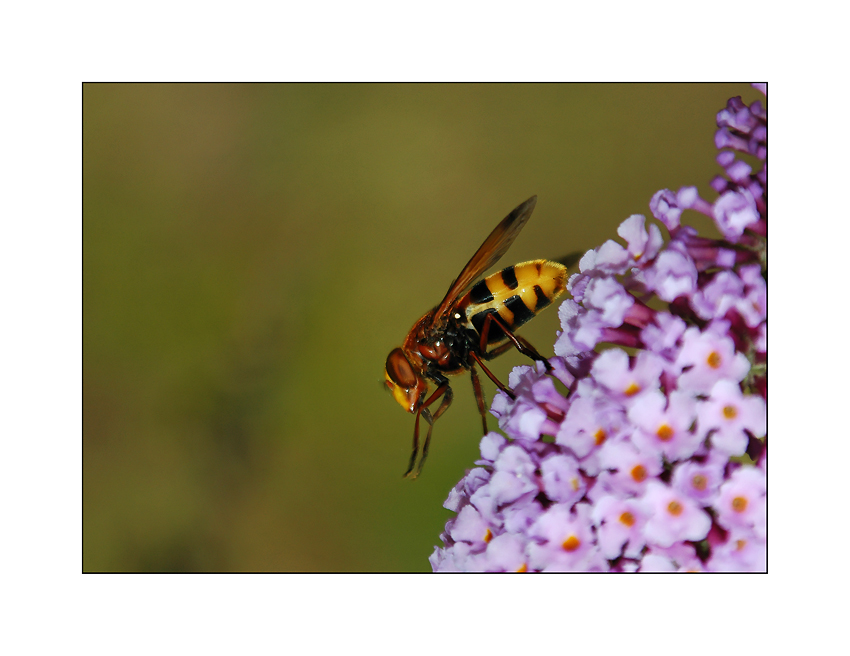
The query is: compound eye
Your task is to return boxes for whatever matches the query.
[386,348,417,388]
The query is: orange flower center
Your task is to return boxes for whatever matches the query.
[594,428,607,445]
[562,535,581,552]
[732,496,748,513]
[723,405,738,419]
[667,500,683,516]
[619,511,635,527]
[691,474,707,491]
[707,351,722,368]
[484,529,493,543]
[624,382,641,396]
[657,424,674,441]
[631,464,647,482]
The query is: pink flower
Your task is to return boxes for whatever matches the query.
[697,379,766,456]
[640,481,712,548]
[432,90,766,572]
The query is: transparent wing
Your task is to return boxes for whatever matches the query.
[431,195,537,326]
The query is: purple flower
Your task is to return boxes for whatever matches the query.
[467,532,531,572]
[628,390,703,462]
[713,466,766,534]
[617,214,663,264]
[649,189,683,231]
[691,270,745,321]
[489,373,540,436]
[675,325,750,394]
[540,453,586,506]
[640,481,712,548]
[713,189,760,242]
[705,531,766,572]
[591,348,664,402]
[644,248,698,302]
[591,495,647,559]
[697,378,766,456]
[447,504,493,547]
[432,89,766,572]
[526,504,606,571]
[642,541,704,572]
[640,312,687,359]
[736,264,767,328]
[488,445,539,507]
[596,439,663,498]
[556,379,626,460]
[671,457,725,505]
[584,276,635,325]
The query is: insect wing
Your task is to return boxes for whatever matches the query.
[431,195,538,326]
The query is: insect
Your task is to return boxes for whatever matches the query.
[384,195,567,479]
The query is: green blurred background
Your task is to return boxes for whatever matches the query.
[83,83,760,572]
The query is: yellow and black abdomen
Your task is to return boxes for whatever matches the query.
[458,259,567,347]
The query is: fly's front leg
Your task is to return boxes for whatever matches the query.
[403,411,423,479]
[414,384,453,478]
[404,380,452,480]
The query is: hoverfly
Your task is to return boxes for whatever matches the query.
[384,195,567,479]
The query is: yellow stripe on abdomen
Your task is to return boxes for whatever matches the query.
[511,260,567,312]
[462,259,567,345]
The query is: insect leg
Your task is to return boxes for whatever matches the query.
[513,333,552,371]
[478,311,553,372]
[403,411,422,479]
[404,381,452,479]
[414,384,453,478]
[469,363,488,434]
[469,351,515,399]
[479,341,513,361]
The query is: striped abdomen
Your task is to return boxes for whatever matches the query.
[457,259,567,347]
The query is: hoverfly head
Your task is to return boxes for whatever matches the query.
[384,347,427,413]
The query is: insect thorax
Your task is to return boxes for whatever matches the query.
[409,311,474,378]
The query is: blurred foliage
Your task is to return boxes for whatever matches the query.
[83,83,761,571]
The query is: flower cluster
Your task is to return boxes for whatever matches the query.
[431,88,766,572]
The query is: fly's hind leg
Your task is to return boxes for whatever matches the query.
[469,351,513,400]
[469,363,489,435]
[467,310,557,402]
[478,310,553,372]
